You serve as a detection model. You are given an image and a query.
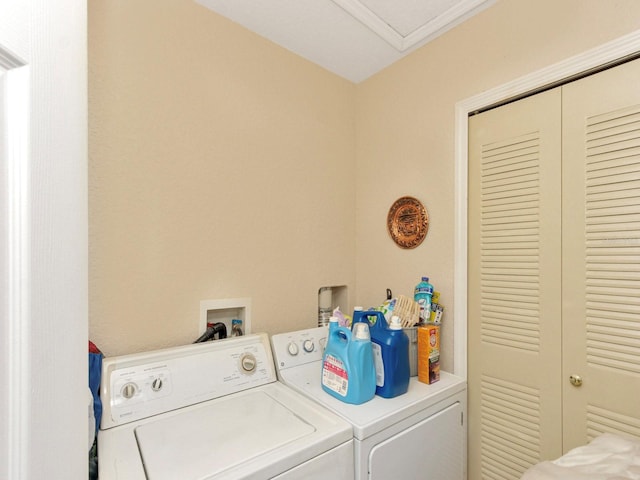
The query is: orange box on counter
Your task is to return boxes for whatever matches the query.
[417,324,440,384]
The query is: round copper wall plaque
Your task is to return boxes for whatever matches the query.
[387,196,429,249]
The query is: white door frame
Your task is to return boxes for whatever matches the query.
[1,1,87,478]
[1,50,29,480]
[453,30,640,378]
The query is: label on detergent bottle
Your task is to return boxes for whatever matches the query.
[371,343,385,387]
[322,354,348,396]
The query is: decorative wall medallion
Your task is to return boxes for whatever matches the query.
[387,196,429,249]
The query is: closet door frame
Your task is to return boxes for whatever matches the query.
[453,30,640,379]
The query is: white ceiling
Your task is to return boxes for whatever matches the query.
[195,0,496,83]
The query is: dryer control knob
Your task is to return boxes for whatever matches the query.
[287,342,299,356]
[303,339,314,353]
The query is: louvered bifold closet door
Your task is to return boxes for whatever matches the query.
[468,88,563,480]
[562,58,640,452]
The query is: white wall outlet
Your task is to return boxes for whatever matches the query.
[199,298,251,338]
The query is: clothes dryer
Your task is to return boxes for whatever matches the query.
[271,326,466,480]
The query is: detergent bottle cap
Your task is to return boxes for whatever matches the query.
[354,306,363,312]
[353,322,371,340]
[422,276,429,282]
[389,315,403,330]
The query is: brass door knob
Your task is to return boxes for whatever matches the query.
[569,374,583,387]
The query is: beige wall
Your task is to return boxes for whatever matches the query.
[89,0,356,355]
[89,0,640,364]
[354,0,640,370]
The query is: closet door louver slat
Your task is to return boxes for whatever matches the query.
[480,131,541,351]
[584,105,640,376]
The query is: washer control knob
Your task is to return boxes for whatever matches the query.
[240,353,257,373]
[151,378,163,392]
[121,382,137,399]
[303,339,315,353]
[287,342,299,356]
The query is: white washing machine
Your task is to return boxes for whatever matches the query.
[271,326,467,480]
[98,333,354,480]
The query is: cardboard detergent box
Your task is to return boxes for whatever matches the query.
[417,324,440,384]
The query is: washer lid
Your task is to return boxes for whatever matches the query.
[135,389,314,480]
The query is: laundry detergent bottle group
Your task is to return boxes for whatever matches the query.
[352,309,410,399]
[321,316,376,405]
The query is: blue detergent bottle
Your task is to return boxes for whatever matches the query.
[321,321,376,405]
[352,310,410,398]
